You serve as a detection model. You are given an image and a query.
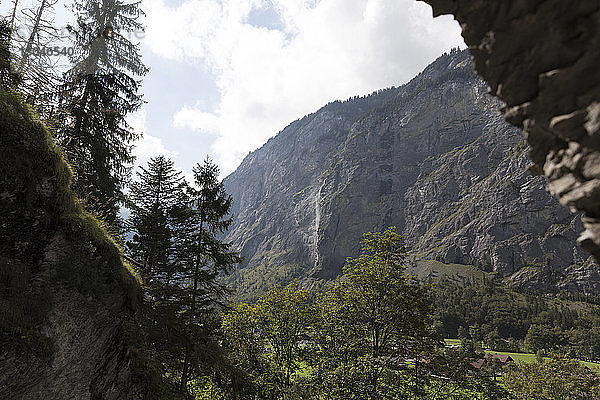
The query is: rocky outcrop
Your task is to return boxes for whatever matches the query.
[421,0,600,261]
[0,89,169,399]
[223,50,600,299]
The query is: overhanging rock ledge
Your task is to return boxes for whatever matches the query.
[421,0,600,260]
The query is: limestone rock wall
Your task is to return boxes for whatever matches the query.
[421,0,600,260]
[223,50,599,299]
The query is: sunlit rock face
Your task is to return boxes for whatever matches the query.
[421,0,600,261]
[223,50,600,298]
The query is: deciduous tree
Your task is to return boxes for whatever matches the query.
[504,355,600,399]
[314,227,438,398]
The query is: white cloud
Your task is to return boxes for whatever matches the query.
[173,107,220,134]
[129,108,179,168]
[135,134,180,167]
[128,107,148,137]
[143,0,464,174]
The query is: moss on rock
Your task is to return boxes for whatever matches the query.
[0,88,179,399]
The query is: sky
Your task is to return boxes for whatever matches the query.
[4,0,466,179]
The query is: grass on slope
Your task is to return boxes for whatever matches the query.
[408,259,485,283]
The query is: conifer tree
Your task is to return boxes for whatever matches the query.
[127,156,241,392]
[126,155,190,376]
[178,157,242,391]
[57,0,148,226]
[127,155,185,282]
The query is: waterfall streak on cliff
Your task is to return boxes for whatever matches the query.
[314,182,325,267]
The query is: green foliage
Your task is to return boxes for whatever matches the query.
[188,376,228,400]
[311,227,440,398]
[431,277,600,359]
[57,0,148,225]
[256,283,315,389]
[320,227,436,356]
[222,302,263,372]
[525,324,569,354]
[226,262,306,303]
[504,355,600,399]
[223,282,314,399]
[424,348,508,399]
[220,228,504,399]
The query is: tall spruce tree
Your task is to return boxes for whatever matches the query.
[57,0,148,226]
[126,155,190,375]
[127,156,241,393]
[178,157,242,391]
[127,155,185,282]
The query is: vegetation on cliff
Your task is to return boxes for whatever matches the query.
[0,85,188,399]
[0,86,135,340]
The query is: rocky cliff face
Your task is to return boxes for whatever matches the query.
[223,50,600,299]
[421,0,600,261]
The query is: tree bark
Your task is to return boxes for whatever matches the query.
[180,209,204,392]
[17,0,47,74]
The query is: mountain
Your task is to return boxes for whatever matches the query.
[222,49,600,300]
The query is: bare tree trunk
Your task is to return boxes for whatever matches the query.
[180,258,199,392]
[17,0,47,74]
[180,341,191,392]
[180,211,204,393]
[9,0,19,33]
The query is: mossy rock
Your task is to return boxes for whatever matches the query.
[0,89,179,399]
[0,87,141,333]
